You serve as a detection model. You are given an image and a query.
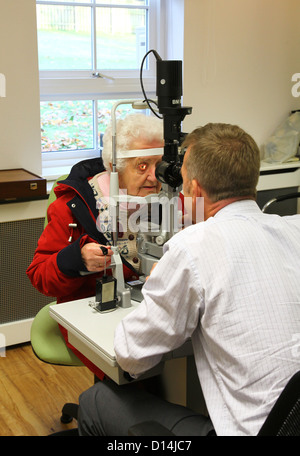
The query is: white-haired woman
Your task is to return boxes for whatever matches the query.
[27,113,163,378]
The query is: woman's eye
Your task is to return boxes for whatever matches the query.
[138,163,148,171]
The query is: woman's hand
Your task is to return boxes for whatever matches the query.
[81,243,113,272]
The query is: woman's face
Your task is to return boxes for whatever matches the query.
[118,140,163,197]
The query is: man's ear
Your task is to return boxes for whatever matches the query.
[191,179,202,199]
[189,179,204,224]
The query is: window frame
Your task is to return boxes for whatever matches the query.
[37,0,164,177]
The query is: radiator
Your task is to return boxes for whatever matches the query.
[0,215,54,347]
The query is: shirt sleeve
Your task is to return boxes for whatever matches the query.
[114,240,202,378]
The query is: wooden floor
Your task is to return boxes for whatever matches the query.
[0,343,94,436]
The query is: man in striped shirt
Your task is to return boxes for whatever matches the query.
[78,123,300,436]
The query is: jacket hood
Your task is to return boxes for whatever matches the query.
[54,157,106,199]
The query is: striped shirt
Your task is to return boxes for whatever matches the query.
[114,200,300,435]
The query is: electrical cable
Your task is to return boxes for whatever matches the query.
[139,49,163,119]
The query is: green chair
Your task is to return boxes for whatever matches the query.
[30,176,83,425]
[31,302,83,423]
[31,302,83,366]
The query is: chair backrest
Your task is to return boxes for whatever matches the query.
[44,175,68,229]
[262,192,300,213]
[258,371,300,436]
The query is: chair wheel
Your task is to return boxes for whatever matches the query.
[60,413,73,424]
[60,403,79,423]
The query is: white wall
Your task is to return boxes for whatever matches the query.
[0,0,299,175]
[183,0,300,151]
[0,0,42,175]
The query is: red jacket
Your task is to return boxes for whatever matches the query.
[27,158,140,378]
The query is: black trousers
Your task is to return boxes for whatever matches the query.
[78,379,215,436]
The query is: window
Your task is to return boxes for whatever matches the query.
[36,0,163,178]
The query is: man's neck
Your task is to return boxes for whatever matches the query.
[204,196,255,220]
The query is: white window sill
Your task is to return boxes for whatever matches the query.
[42,148,101,191]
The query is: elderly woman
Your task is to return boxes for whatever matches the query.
[83,113,163,275]
[27,113,163,377]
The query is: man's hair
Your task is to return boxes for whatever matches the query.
[182,123,261,202]
[102,113,163,172]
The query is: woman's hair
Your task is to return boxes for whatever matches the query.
[102,113,163,172]
[182,123,261,202]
